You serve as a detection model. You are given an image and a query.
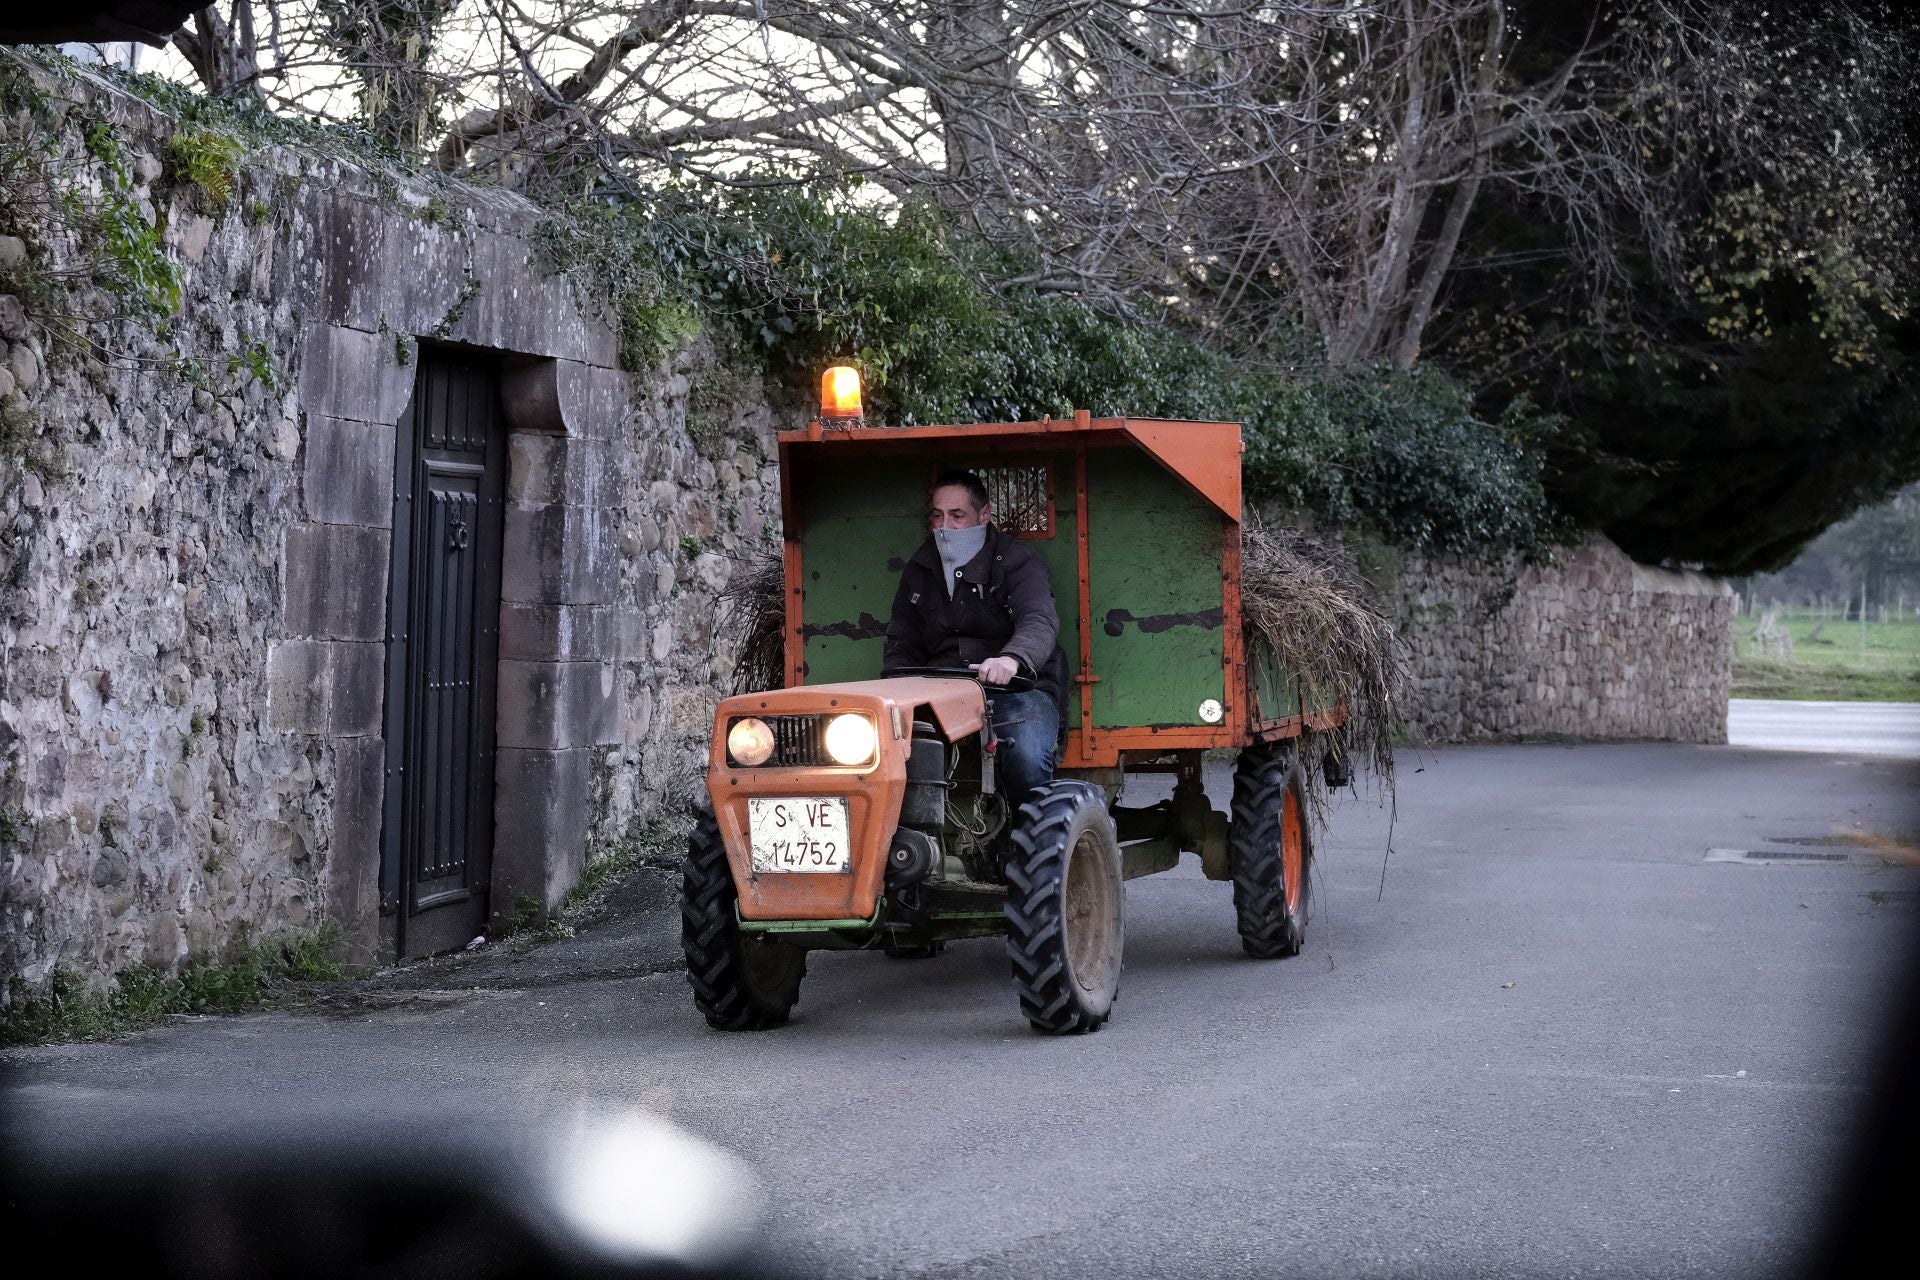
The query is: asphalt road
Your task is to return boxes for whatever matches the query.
[7,741,1919,1279]
[1728,698,1920,758]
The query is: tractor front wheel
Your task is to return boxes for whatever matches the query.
[1228,746,1313,958]
[681,809,807,1029]
[1003,781,1125,1034]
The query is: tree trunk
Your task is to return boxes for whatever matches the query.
[171,3,260,98]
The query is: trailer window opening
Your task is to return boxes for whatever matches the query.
[983,464,1054,538]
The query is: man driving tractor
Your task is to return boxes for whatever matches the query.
[682,385,1326,1036]
[881,470,1069,810]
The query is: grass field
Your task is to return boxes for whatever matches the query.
[1732,612,1920,702]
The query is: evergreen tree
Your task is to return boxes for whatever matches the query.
[1432,0,1920,574]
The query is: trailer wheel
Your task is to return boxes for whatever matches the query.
[1228,747,1313,958]
[681,809,807,1030]
[1003,781,1124,1034]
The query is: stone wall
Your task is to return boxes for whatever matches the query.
[0,61,1734,997]
[0,63,780,992]
[1393,537,1734,743]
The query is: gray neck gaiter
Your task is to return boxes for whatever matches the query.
[934,524,989,597]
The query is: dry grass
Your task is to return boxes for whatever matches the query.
[717,549,786,695]
[1841,830,1920,868]
[1239,525,1407,809]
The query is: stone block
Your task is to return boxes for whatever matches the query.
[500,358,626,441]
[500,501,616,605]
[443,232,593,362]
[327,735,385,968]
[292,195,401,324]
[266,641,329,734]
[612,608,651,661]
[315,195,464,334]
[331,643,385,737]
[267,641,385,736]
[305,416,395,527]
[297,324,415,425]
[506,433,609,507]
[496,659,620,750]
[499,602,611,662]
[282,523,389,641]
[490,746,592,922]
[671,592,716,651]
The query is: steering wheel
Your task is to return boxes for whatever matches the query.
[886,664,1037,693]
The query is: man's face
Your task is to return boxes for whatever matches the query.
[929,484,988,530]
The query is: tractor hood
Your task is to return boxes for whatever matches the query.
[716,677,987,743]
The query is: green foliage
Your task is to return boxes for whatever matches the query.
[64,114,182,326]
[1733,659,1920,703]
[1732,610,1920,699]
[544,181,1567,556]
[532,207,700,371]
[431,267,480,337]
[1436,0,1920,573]
[1539,310,1918,574]
[686,363,759,458]
[105,60,410,173]
[496,822,685,946]
[165,126,243,207]
[226,335,282,393]
[0,76,177,334]
[1,927,346,1046]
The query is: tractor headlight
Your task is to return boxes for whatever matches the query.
[726,717,775,767]
[823,713,878,766]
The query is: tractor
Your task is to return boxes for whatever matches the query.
[681,369,1343,1034]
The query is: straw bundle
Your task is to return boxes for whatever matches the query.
[1239,525,1405,805]
[716,549,787,694]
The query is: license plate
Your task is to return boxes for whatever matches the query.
[748,797,852,874]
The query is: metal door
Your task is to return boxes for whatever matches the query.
[380,348,506,958]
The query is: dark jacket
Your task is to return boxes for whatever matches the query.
[882,525,1070,715]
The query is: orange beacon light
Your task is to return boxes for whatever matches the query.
[821,365,863,420]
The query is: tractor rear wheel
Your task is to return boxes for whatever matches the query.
[1003,781,1124,1034]
[681,809,807,1030]
[1228,746,1313,958]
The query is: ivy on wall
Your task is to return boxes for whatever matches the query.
[537,182,1572,559]
[7,50,1573,561]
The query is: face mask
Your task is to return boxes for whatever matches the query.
[934,523,989,597]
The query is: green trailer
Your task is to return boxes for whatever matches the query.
[683,394,1345,1035]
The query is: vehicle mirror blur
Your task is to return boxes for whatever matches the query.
[1,1095,780,1280]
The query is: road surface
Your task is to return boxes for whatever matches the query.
[7,741,1918,1278]
[1728,698,1920,758]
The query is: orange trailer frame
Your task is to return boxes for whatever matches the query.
[775,409,1340,769]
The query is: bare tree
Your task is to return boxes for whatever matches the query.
[171,3,262,97]
[164,2,1912,374]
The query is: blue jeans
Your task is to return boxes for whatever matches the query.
[988,689,1059,813]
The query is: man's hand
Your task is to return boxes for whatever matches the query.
[969,656,1020,686]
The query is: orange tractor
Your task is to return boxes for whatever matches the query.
[681,371,1343,1034]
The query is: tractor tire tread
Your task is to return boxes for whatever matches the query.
[1003,781,1120,1035]
[1228,748,1310,959]
[681,809,806,1030]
